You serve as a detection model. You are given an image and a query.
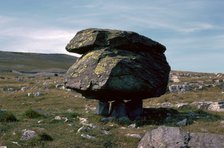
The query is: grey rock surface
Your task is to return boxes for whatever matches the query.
[65,28,170,101]
[66,28,166,54]
[138,126,224,148]
[20,129,37,141]
[192,101,224,112]
[96,100,110,116]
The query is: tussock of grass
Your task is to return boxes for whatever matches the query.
[39,133,53,141]
[24,109,46,118]
[116,117,132,125]
[62,112,80,118]
[0,110,17,122]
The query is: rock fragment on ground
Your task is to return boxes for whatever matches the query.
[126,133,142,139]
[81,134,96,140]
[176,118,187,126]
[20,129,37,140]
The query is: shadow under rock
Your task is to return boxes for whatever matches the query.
[136,108,221,126]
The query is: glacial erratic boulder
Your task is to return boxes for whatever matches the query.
[65,28,170,101]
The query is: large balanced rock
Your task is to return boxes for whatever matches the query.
[65,28,170,100]
[65,28,170,119]
[138,126,224,148]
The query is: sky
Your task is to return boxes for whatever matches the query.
[0,0,223,73]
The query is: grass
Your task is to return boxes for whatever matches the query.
[24,109,47,119]
[39,133,54,141]
[0,110,18,122]
[0,71,224,147]
[0,51,76,72]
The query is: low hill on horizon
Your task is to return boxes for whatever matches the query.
[0,50,221,75]
[0,51,77,72]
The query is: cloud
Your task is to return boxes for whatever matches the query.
[0,0,223,72]
[56,1,221,35]
[1,27,75,40]
[0,16,14,24]
[0,19,80,56]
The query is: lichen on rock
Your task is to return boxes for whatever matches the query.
[65,28,170,119]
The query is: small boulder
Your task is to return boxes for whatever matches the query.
[138,126,224,148]
[33,92,42,97]
[20,129,37,140]
[208,102,224,112]
[126,133,142,139]
[176,118,188,126]
[81,134,96,140]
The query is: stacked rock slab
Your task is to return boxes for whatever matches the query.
[65,28,170,119]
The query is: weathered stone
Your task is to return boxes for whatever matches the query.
[126,133,142,139]
[191,101,224,112]
[176,118,187,126]
[138,126,189,148]
[175,103,190,109]
[55,84,64,89]
[126,100,143,120]
[208,101,224,112]
[66,28,166,54]
[138,126,224,148]
[110,101,127,118]
[128,123,137,128]
[81,134,96,140]
[160,102,173,108]
[21,87,27,91]
[65,44,170,101]
[102,130,111,135]
[170,75,180,83]
[33,92,42,97]
[96,100,110,116]
[192,101,213,110]
[20,129,37,141]
[117,116,131,124]
[65,28,170,119]
[188,133,224,148]
[100,117,115,122]
[168,84,191,93]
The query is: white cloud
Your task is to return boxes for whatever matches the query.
[0,23,81,56]
[0,16,14,24]
[0,0,223,72]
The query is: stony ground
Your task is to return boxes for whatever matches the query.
[0,71,224,147]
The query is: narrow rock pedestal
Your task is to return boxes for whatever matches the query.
[96,100,143,120]
[96,100,110,116]
[111,101,127,118]
[126,100,143,120]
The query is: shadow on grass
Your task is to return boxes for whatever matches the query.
[136,107,222,126]
[0,110,18,122]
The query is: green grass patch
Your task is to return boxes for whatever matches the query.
[39,132,54,141]
[24,109,47,118]
[0,110,18,122]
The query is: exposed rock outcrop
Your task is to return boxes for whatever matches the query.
[138,126,224,148]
